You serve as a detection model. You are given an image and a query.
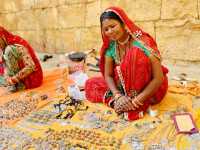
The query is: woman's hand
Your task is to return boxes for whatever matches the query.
[114,96,135,113]
[6,76,18,85]
[130,97,144,109]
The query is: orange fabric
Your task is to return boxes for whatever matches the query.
[0,68,73,125]
[0,68,73,101]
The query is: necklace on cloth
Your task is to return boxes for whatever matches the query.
[117,34,130,45]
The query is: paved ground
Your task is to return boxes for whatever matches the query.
[37,52,200,83]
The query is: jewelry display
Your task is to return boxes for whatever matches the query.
[30,128,122,149]
[123,135,144,150]
[80,112,114,133]
[133,119,161,131]
[187,133,200,150]
[162,106,187,120]
[0,97,38,124]
[79,110,130,133]
[83,112,101,122]
[55,85,66,94]
[0,125,122,149]
[121,119,166,150]
[0,74,198,150]
[148,143,164,150]
[0,127,33,149]
[53,96,88,119]
[192,96,200,109]
[24,110,55,125]
[54,79,68,99]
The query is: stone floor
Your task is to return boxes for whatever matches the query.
[37,52,200,83]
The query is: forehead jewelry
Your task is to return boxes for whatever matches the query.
[134,30,142,38]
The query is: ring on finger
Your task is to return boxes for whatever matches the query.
[136,100,143,105]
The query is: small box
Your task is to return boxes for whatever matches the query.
[172,113,198,134]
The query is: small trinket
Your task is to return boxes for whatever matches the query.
[148,107,158,117]
[53,96,88,120]
[104,110,112,115]
[40,94,48,100]
[149,143,164,150]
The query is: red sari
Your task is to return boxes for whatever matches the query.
[0,27,43,89]
[85,7,168,121]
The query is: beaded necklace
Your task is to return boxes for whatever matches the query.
[115,37,131,64]
[115,37,133,97]
[115,37,140,102]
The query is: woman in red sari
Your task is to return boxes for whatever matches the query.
[85,7,168,121]
[0,26,43,92]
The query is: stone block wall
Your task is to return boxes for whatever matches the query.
[0,0,200,63]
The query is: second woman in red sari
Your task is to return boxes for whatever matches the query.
[85,7,168,121]
[0,26,43,92]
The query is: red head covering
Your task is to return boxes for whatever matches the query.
[0,27,11,39]
[99,6,159,76]
[0,26,35,53]
[0,26,43,88]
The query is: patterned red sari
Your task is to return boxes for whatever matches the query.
[85,7,168,121]
[0,26,43,89]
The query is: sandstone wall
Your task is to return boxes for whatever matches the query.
[0,0,200,63]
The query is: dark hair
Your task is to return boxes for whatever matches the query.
[100,11,123,26]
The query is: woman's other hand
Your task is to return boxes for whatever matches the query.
[114,96,136,112]
[130,97,144,109]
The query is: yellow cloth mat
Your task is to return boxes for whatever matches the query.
[0,68,200,149]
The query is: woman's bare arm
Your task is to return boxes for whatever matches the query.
[134,55,164,105]
[104,56,120,95]
[13,46,36,82]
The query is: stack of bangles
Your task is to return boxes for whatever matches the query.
[114,93,123,101]
[109,93,123,108]
[113,92,143,107]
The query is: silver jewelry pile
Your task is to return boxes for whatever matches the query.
[0,127,33,150]
[0,97,38,125]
